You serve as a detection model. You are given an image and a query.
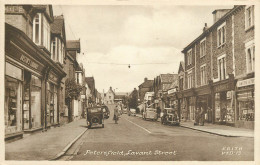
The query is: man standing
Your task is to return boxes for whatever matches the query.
[156,106,161,120]
[113,105,119,124]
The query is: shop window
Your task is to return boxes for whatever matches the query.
[245,6,254,30]
[31,75,41,128]
[217,22,226,47]
[5,76,22,134]
[238,91,254,121]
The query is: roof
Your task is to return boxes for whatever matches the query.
[115,92,128,96]
[182,6,240,53]
[163,84,172,91]
[85,77,95,91]
[139,80,154,88]
[178,61,185,74]
[51,15,64,35]
[169,79,178,89]
[67,40,81,53]
[160,74,178,83]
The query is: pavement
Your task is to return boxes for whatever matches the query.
[5,118,88,160]
[135,113,254,138]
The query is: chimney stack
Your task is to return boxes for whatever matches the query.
[144,77,148,82]
[203,23,208,32]
[212,9,231,23]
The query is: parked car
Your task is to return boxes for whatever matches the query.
[161,108,180,126]
[142,108,157,121]
[123,108,128,114]
[87,106,105,128]
[101,105,110,119]
[128,108,136,116]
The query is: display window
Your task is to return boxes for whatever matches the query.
[5,62,23,134]
[31,75,41,128]
[5,76,22,134]
[237,90,254,121]
[47,82,58,125]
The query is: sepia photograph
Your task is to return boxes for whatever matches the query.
[1,0,259,164]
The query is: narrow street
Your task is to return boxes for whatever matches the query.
[59,104,254,161]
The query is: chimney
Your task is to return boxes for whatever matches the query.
[212,9,231,23]
[110,86,112,90]
[203,23,208,32]
[144,77,148,82]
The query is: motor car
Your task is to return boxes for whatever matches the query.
[128,108,136,116]
[161,108,180,126]
[123,108,128,114]
[143,108,157,121]
[87,106,104,128]
[101,105,110,119]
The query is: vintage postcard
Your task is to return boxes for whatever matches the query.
[1,0,259,165]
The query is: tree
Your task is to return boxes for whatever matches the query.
[129,88,138,111]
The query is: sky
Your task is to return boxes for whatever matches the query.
[52,5,233,93]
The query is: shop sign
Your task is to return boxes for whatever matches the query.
[237,78,254,88]
[20,55,39,70]
[214,83,230,93]
[168,88,177,94]
[81,95,86,99]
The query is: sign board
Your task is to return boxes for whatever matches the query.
[81,95,86,99]
[168,88,177,94]
[237,78,254,88]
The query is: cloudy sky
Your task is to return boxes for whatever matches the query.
[53,5,232,93]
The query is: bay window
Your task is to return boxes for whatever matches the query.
[33,13,41,45]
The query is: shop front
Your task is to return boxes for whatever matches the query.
[212,75,235,126]
[181,88,196,121]
[47,71,60,127]
[195,84,212,123]
[235,77,254,129]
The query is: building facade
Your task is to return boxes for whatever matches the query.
[5,5,66,140]
[138,78,154,103]
[181,5,255,129]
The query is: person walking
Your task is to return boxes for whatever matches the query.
[199,107,205,126]
[156,106,161,120]
[194,108,200,126]
[113,105,119,124]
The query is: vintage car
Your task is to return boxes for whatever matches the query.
[87,107,104,128]
[142,108,157,121]
[128,108,136,116]
[161,108,180,126]
[101,105,110,119]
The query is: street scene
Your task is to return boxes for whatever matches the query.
[3,3,257,163]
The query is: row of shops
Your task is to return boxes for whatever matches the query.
[4,24,67,139]
[164,74,254,129]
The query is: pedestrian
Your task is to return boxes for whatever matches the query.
[156,106,161,120]
[199,107,205,126]
[194,108,200,126]
[113,105,119,124]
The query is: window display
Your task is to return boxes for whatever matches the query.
[31,75,41,128]
[238,90,254,121]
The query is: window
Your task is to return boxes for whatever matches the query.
[200,65,206,85]
[187,71,193,89]
[33,13,40,45]
[109,96,111,99]
[51,39,56,61]
[33,13,50,51]
[218,55,226,80]
[246,41,255,73]
[245,6,254,29]
[217,23,226,47]
[200,39,206,57]
[187,49,192,65]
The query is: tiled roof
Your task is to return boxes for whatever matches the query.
[163,84,172,91]
[178,61,185,73]
[160,74,178,83]
[51,15,64,34]
[139,80,154,88]
[85,77,95,91]
[169,79,178,89]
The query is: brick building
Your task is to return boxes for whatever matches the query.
[181,5,255,129]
